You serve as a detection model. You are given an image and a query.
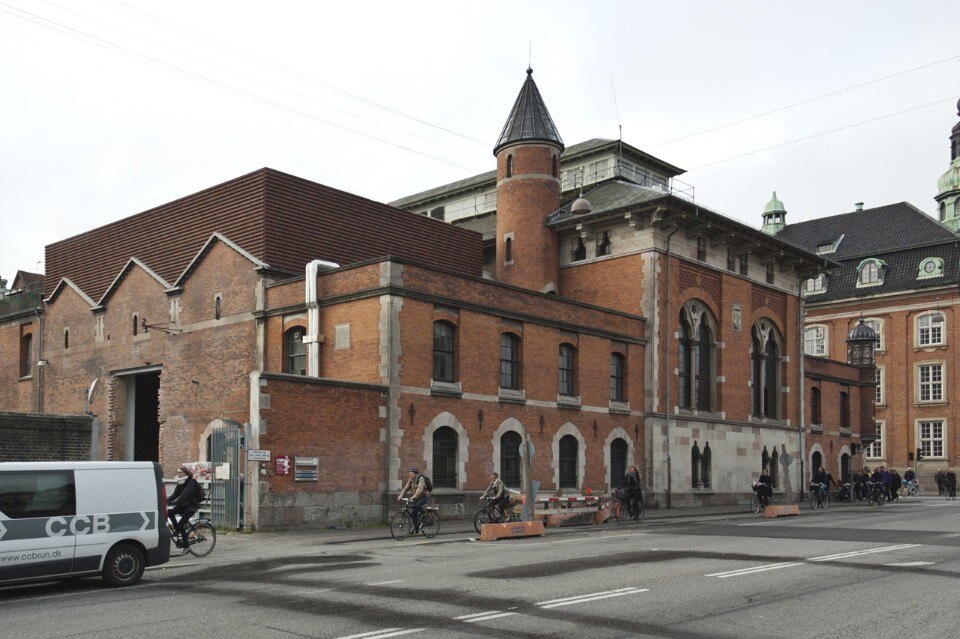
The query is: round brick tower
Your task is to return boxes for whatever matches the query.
[494,68,564,293]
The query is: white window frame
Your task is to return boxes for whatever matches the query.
[865,421,884,460]
[875,366,884,405]
[863,318,884,351]
[804,274,826,295]
[917,362,945,403]
[856,259,884,288]
[804,325,828,356]
[917,312,946,347]
[918,419,946,460]
[918,257,944,279]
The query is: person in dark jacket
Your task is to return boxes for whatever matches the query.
[168,464,203,547]
[622,466,642,520]
[889,469,902,500]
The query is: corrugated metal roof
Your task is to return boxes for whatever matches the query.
[493,68,564,156]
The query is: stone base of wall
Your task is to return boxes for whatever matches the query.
[0,412,92,461]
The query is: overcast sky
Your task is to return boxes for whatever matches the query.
[2,1,958,284]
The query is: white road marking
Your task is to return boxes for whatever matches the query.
[537,587,649,609]
[455,611,502,620]
[4,582,161,602]
[368,580,404,586]
[334,629,423,639]
[808,544,919,562]
[886,561,934,567]
[705,562,802,579]
[506,533,644,548]
[455,611,519,622]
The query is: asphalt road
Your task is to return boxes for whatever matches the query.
[3,497,959,639]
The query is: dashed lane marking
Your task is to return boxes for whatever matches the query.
[885,561,934,567]
[367,580,404,586]
[334,629,423,639]
[705,562,803,579]
[808,544,920,562]
[454,610,519,623]
[536,587,649,609]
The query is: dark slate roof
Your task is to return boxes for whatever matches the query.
[776,203,954,259]
[547,180,669,225]
[493,68,564,156]
[453,212,497,241]
[802,241,960,302]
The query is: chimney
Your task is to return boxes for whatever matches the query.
[855,202,864,212]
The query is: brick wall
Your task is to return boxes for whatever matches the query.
[0,412,92,461]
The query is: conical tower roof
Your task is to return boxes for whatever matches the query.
[493,67,564,156]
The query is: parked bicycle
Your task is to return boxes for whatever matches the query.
[390,497,440,540]
[473,496,519,533]
[167,512,217,557]
[611,488,644,524]
[809,482,829,510]
[750,482,772,514]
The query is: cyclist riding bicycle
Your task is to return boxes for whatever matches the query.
[812,466,829,501]
[753,467,773,508]
[398,467,431,532]
[167,464,203,548]
[480,471,509,520]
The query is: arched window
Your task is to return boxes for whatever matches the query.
[558,344,577,397]
[857,259,884,287]
[839,391,850,430]
[610,438,628,488]
[940,201,947,222]
[811,450,823,480]
[752,321,782,419]
[133,314,139,336]
[433,426,458,488]
[215,295,222,320]
[610,353,625,402]
[500,431,522,487]
[284,327,306,375]
[500,333,520,390]
[811,387,822,425]
[700,443,712,489]
[840,452,851,483]
[432,321,456,383]
[505,237,513,262]
[691,442,701,488]
[506,154,514,178]
[679,303,715,410]
[19,333,32,378]
[64,329,69,350]
[559,434,578,488]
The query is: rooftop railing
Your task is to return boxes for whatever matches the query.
[0,289,43,318]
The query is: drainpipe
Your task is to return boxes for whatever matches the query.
[35,307,44,413]
[797,275,806,502]
[304,260,339,376]
[663,207,698,509]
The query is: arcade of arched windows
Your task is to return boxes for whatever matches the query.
[677,299,718,413]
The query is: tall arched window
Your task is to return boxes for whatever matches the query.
[840,452,851,483]
[839,391,850,430]
[610,353,626,402]
[215,295,222,320]
[691,442,701,488]
[506,154,514,178]
[500,431,522,487]
[19,333,32,378]
[432,321,456,383]
[679,302,715,410]
[752,321,782,419]
[284,327,306,375]
[558,344,577,397]
[499,333,520,390]
[610,438,628,488]
[64,329,69,350]
[559,435,579,489]
[505,237,513,262]
[433,426,458,488]
[133,314,139,336]
[811,450,823,479]
[700,443,712,489]
[811,387,822,425]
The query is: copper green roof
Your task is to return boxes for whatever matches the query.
[493,68,564,156]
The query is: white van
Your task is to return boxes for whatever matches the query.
[0,461,171,587]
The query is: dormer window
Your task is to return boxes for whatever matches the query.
[804,274,826,295]
[918,257,944,279]
[856,259,885,287]
[816,234,844,255]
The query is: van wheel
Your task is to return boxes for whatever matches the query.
[102,544,145,587]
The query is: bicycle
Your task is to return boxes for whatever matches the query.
[167,512,217,557]
[474,496,519,533]
[901,480,919,498]
[750,482,771,514]
[390,498,440,540]
[866,481,885,507]
[611,488,644,524]
[809,482,828,510]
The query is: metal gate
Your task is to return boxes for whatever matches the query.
[210,421,245,529]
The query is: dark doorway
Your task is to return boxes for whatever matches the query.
[811,450,823,481]
[133,372,160,462]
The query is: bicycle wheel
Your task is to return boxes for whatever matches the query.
[821,494,828,510]
[750,494,761,514]
[187,522,217,557]
[473,508,491,534]
[390,511,412,541]
[505,508,519,523]
[810,492,818,510]
[420,511,440,539]
[612,498,624,524]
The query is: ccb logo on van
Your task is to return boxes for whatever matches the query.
[45,515,111,537]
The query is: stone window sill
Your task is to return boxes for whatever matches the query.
[18,375,33,382]
[609,401,631,415]
[430,380,462,398]
[498,388,526,404]
[557,395,581,409]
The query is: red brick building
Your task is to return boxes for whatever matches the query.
[0,69,874,526]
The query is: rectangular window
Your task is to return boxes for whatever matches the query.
[559,345,576,397]
[499,334,520,390]
[866,422,884,459]
[739,254,748,276]
[766,263,775,284]
[804,274,825,295]
[0,470,76,519]
[919,363,944,402]
[919,420,945,459]
[727,248,736,272]
[696,237,707,262]
[596,231,612,257]
[864,318,883,350]
[875,367,884,405]
[918,313,945,346]
[804,327,826,356]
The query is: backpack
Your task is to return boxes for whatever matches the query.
[194,479,206,505]
[421,475,433,492]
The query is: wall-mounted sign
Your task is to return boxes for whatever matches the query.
[294,456,319,482]
[276,455,291,475]
[247,449,271,462]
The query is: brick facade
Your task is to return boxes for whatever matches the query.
[0,412,92,461]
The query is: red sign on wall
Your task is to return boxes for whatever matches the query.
[276,455,291,476]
